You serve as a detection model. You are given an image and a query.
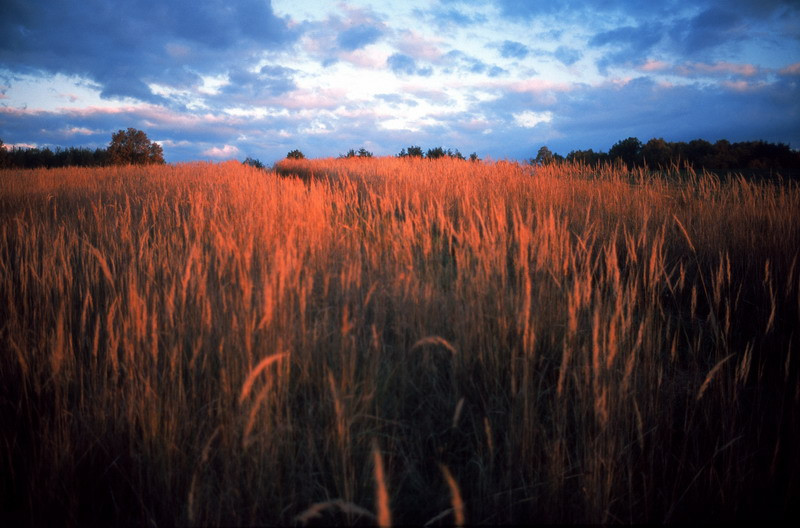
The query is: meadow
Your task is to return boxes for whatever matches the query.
[0,157,798,525]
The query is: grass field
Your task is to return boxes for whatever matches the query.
[1,158,798,525]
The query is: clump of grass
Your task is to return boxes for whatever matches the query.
[0,158,798,525]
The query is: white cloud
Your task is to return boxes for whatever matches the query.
[202,144,240,158]
[513,110,553,128]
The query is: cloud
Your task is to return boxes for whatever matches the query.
[491,0,568,18]
[677,7,745,55]
[499,40,530,59]
[3,0,799,164]
[386,53,432,76]
[337,23,384,50]
[220,65,297,102]
[490,0,686,21]
[538,76,800,154]
[0,0,296,104]
[442,50,508,76]
[636,60,764,80]
[675,62,760,78]
[513,111,553,128]
[554,46,582,66]
[415,6,488,29]
[375,93,418,107]
[781,63,800,76]
[395,30,443,61]
[590,24,664,55]
[203,144,240,158]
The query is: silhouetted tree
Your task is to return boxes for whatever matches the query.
[469,152,480,162]
[711,139,737,169]
[108,128,165,165]
[609,137,642,168]
[341,148,374,158]
[426,146,447,159]
[398,146,424,158]
[686,139,714,168]
[641,138,672,168]
[534,146,554,165]
[566,148,607,166]
[286,149,305,159]
[243,157,265,169]
[450,149,466,160]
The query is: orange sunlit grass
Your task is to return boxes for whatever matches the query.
[0,157,798,524]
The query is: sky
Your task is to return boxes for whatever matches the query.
[1,0,799,164]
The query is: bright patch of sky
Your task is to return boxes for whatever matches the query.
[2,73,140,112]
[1,0,798,161]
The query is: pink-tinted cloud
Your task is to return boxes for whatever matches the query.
[458,117,494,132]
[395,30,444,61]
[780,62,800,75]
[675,62,760,77]
[506,79,573,93]
[721,80,767,92]
[338,48,387,68]
[402,85,451,103]
[276,88,348,110]
[202,144,240,158]
[62,126,95,136]
[639,60,670,72]
[638,60,762,78]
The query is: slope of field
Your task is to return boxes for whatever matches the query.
[1,158,798,525]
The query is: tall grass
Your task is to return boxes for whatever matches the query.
[1,157,798,525]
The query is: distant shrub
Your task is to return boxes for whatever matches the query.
[426,146,447,159]
[243,157,266,169]
[341,148,373,158]
[425,147,464,160]
[398,146,424,158]
[286,149,305,160]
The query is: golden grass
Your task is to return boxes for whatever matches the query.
[0,157,798,525]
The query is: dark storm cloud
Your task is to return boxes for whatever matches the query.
[337,23,384,50]
[0,0,296,103]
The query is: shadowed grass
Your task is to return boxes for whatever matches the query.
[1,158,798,525]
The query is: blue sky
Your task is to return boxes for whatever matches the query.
[1,0,799,163]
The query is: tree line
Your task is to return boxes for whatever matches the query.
[536,137,800,171]
[4,130,798,172]
[397,145,480,161]
[0,128,164,169]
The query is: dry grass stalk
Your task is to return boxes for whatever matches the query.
[411,336,458,356]
[372,439,392,527]
[294,499,377,526]
[439,464,465,527]
[696,354,734,402]
[1,159,797,525]
[238,352,287,404]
